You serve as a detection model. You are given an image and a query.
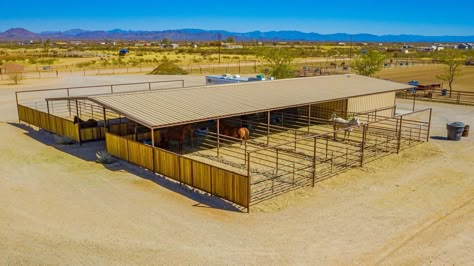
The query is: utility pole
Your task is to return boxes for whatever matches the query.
[349,35,353,61]
[218,32,221,64]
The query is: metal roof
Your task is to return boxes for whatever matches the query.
[49,74,413,129]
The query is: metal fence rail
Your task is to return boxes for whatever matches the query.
[397,89,474,106]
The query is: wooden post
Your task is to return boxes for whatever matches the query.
[312,137,317,187]
[148,82,151,90]
[75,100,81,146]
[267,111,270,145]
[217,119,220,157]
[397,116,403,154]
[110,85,113,94]
[412,91,416,111]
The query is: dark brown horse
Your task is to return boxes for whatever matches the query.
[162,124,193,152]
[220,123,250,144]
[73,116,98,128]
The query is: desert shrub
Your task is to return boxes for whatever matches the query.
[96,151,114,164]
[8,73,23,84]
[53,135,75,145]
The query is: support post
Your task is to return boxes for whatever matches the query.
[312,136,317,187]
[148,82,151,90]
[15,92,20,123]
[294,130,297,151]
[412,91,416,111]
[102,107,107,133]
[110,85,113,94]
[67,88,71,117]
[308,104,311,133]
[75,100,81,146]
[427,108,432,142]
[217,119,220,157]
[151,128,155,172]
[134,123,138,141]
[244,141,247,165]
[360,124,367,166]
[275,149,279,183]
[247,152,251,213]
[397,116,403,154]
[267,111,270,145]
[46,100,51,131]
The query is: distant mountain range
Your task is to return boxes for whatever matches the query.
[1,28,474,43]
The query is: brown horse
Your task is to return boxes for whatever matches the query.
[162,124,193,152]
[220,124,250,144]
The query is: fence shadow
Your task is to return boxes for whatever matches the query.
[10,122,242,213]
[430,136,448,141]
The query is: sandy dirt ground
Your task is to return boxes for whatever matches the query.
[377,64,474,92]
[1,75,473,265]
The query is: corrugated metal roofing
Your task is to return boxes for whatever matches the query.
[79,74,411,128]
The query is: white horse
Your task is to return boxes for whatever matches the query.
[330,113,362,140]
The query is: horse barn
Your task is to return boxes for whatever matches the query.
[16,75,432,212]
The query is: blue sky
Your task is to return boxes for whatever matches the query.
[2,0,474,35]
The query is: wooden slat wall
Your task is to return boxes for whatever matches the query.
[297,100,348,119]
[18,104,80,142]
[80,127,105,142]
[105,132,249,208]
[155,149,179,179]
[347,92,395,117]
[128,140,153,170]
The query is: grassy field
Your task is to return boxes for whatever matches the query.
[377,64,474,92]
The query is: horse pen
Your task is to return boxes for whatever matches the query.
[15,75,432,212]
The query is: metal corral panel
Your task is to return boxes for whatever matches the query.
[347,91,395,117]
[50,75,411,128]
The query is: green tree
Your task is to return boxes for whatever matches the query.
[8,72,23,85]
[257,47,295,79]
[226,36,235,43]
[351,50,386,76]
[162,38,170,47]
[435,49,466,97]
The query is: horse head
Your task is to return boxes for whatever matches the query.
[73,116,84,124]
[349,117,361,127]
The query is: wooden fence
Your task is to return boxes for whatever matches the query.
[105,132,249,210]
[18,104,80,142]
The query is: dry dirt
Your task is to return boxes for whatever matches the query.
[1,75,473,265]
[377,64,474,92]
